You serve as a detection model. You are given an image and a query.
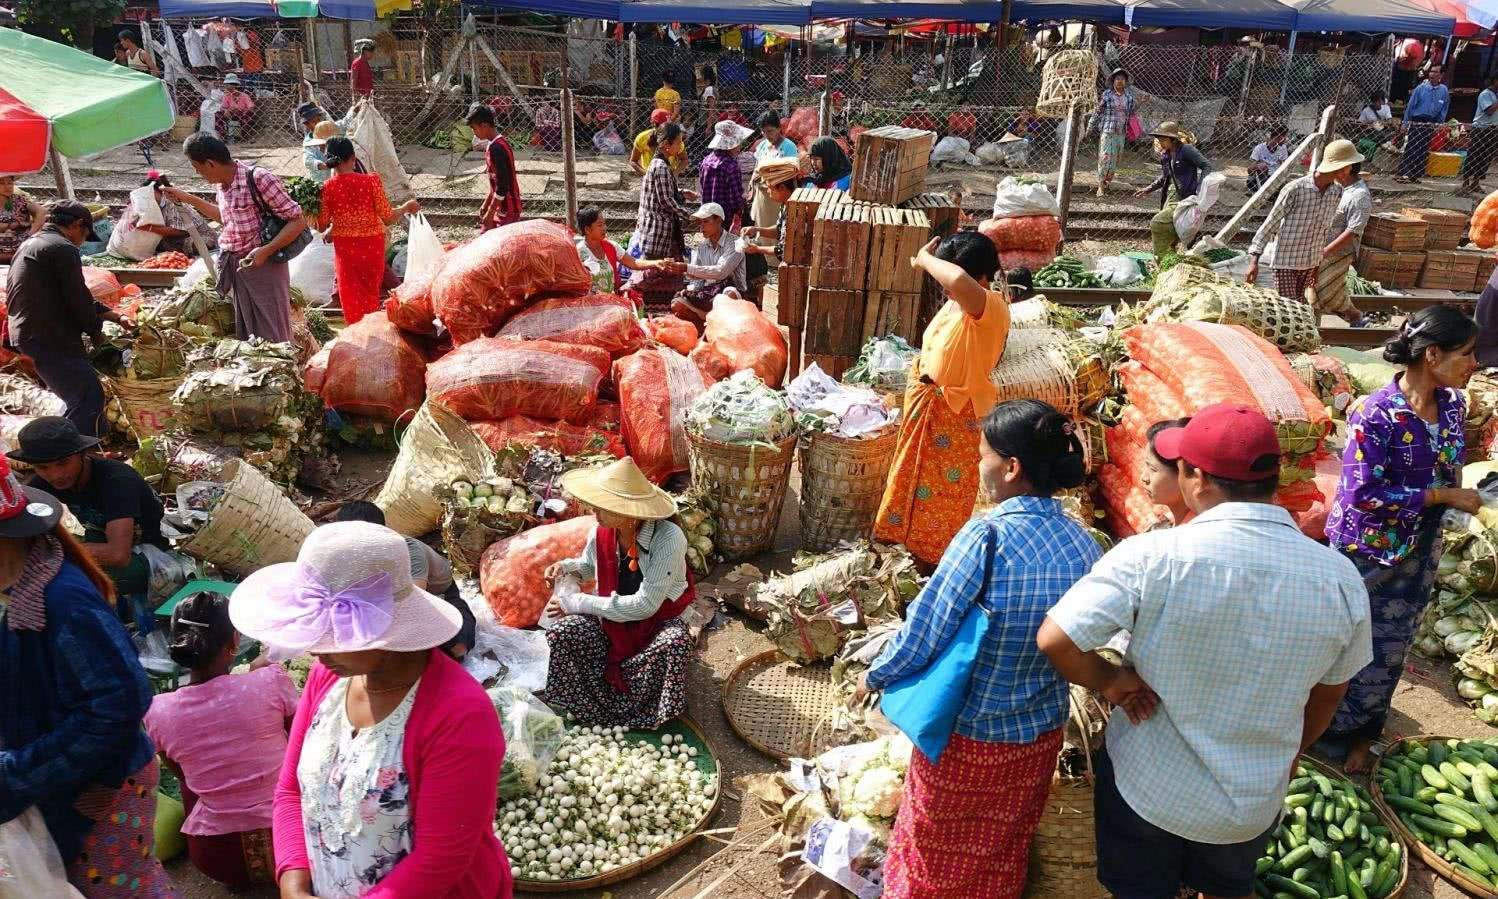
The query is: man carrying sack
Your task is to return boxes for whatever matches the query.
[1247,139,1363,304]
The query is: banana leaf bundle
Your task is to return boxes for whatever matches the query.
[129,323,201,381]
[173,339,307,433]
[759,541,923,664]
[138,285,237,340]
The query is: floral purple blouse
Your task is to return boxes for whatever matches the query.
[1325,377,1464,567]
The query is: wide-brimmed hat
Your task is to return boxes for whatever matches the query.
[709,120,754,151]
[0,456,62,539]
[306,121,340,147]
[560,457,678,520]
[6,417,100,465]
[755,158,801,188]
[222,73,241,86]
[1149,120,1185,140]
[230,521,460,655]
[1316,138,1366,174]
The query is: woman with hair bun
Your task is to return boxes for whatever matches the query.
[855,399,1103,899]
[144,592,299,891]
[314,135,420,324]
[1321,305,1482,774]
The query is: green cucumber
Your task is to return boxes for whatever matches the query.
[1473,842,1498,873]
[1473,805,1498,844]
[1385,795,1434,816]
[1442,761,1472,793]
[1331,851,1349,897]
[1431,741,1449,766]
[1411,813,1468,838]
[1457,864,1496,888]
[1436,803,1484,832]
[1476,771,1498,811]
[1448,839,1492,875]
[1342,808,1361,835]
[1257,856,1276,875]
[1307,837,1330,860]
[1276,844,1316,872]
[1423,765,1450,790]
[1265,873,1320,899]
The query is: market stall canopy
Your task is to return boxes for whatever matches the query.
[1405,0,1490,35]
[159,0,411,18]
[1284,0,1457,34]
[1125,0,1297,28]
[0,29,174,175]
[619,0,811,23]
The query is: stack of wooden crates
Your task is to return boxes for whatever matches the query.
[773,127,951,379]
[1358,213,1428,290]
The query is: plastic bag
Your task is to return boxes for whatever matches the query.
[645,315,699,355]
[496,293,646,359]
[0,808,85,899]
[130,185,166,227]
[347,103,413,204]
[288,233,337,308]
[992,176,1060,218]
[591,122,627,156]
[686,370,797,445]
[464,621,552,691]
[615,346,711,483]
[320,312,428,422]
[426,337,608,424]
[384,267,439,336]
[487,684,566,799]
[702,295,789,387]
[82,267,123,307]
[785,106,820,146]
[690,343,733,384]
[178,257,213,291]
[432,221,593,344]
[978,215,1062,253]
[1093,255,1144,287]
[1172,171,1226,245]
[931,135,978,166]
[479,515,595,627]
[404,213,446,281]
[471,416,626,458]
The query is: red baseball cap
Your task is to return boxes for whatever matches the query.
[1152,403,1280,482]
[650,108,672,126]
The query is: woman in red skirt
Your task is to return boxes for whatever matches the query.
[856,400,1104,899]
[315,137,419,323]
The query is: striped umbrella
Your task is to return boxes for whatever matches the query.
[0,29,174,176]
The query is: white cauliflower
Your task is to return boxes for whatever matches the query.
[844,765,905,820]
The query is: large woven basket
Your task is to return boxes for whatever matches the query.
[1026,689,1108,899]
[177,459,314,577]
[374,401,495,538]
[1036,49,1099,118]
[686,432,797,560]
[104,376,184,439]
[798,427,899,552]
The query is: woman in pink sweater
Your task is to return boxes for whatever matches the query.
[229,521,512,899]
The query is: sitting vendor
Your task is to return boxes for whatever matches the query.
[107,171,215,262]
[9,416,165,604]
[542,457,695,729]
[667,202,747,326]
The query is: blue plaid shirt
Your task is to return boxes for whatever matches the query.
[865,496,1103,744]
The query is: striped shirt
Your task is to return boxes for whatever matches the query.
[559,520,689,622]
[865,496,1103,744]
[1250,175,1342,271]
[1048,502,1372,844]
[1328,179,1373,257]
[1095,89,1135,136]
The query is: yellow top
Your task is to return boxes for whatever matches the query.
[654,86,682,116]
[919,289,1011,416]
[633,129,686,175]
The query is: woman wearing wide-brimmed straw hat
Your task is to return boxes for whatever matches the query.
[231,521,512,899]
[542,457,697,729]
[0,455,178,898]
[1134,120,1212,257]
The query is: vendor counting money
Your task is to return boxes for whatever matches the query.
[10,417,167,603]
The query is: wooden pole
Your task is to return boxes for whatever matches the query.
[818,90,832,138]
[50,149,74,200]
[1308,102,1338,174]
[942,29,954,90]
[562,87,579,233]
[1214,119,1326,245]
[473,36,540,126]
[1055,101,1081,240]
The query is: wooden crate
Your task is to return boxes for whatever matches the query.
[902,193,961,239]
[783,187,845,266]
[804,353,857,381]
[1463,249,1498,292]
[867,208,931,294]
[775,263,809,329]
[916,278,945,344]
[1400,208,1468,250]
[804,288,865,355]
[1356,247,1398,284]
[810,202,874,291]
[862,290,922,343]
[1364,214,1429,253]
[1392,251,1426,290]
[850,126,936,206]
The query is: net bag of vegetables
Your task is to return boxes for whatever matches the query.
[1289,353,1356,416]
[431,220,593,344]
[471,416,626,459]
[978,215,1062,254]
[479,515,596,628]
[615,346,712,483]
[1097,463,1169,537]
[497,293,647,360]
[644,315,699,355]
[319,312,428,423]
[383,267,440,337]
[702,295,789,388]
[426,337,609,424]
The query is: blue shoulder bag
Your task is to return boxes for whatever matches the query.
[878,523,996,764]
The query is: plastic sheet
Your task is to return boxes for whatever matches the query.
[383,267,439,336]
[702,295,789,387]
[615,346,711,483]
[471,416,626,458]
[426,337,607,424]
[496,293,646,359]
[319,312,427,422]
[645,315,699,355]
[978,215,1062,253]
[82,266,123,307]
[430,221,592,344]
[479,515,595,628]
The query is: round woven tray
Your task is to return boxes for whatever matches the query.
[798,427,899,553]
[1371,735,1485,899]
[686,432,797,561]
[722,650,840,762]
[512,715,722,893]
[177,458,314,578]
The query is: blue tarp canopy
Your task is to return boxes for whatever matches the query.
[473,0,1124,22]
[1127,0,1297,28]
[159,0,279,14]
[1285,0,1455,33]
[621,0,811,23]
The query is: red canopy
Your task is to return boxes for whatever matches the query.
[0,86,51,176]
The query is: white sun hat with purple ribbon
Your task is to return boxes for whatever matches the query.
[229,521,459,655]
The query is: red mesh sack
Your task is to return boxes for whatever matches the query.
[480,516,596,627]
[703,296,789,387]
[645,315,699,355]
[979,216,1062,253]
[1098,463,1168,538]
[690,342,733,384]
[1292,454,1342,540]
[320,312,428,422]
[384,267,439,336]
[431,220,592,344]
[82,267,123,307]
[785,107,820,147]
[615,346,712,483]
[426,337,608,424]
[303,346,330,397]
[998,249,1056,273]
[471,416,626,458]
[496,293,646,359]
[588,402,621,428]
[1116,362,1191,427]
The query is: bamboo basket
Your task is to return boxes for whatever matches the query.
[722,650,840,761]
[797,426,899,552]
[177,459,314,577]
[1371,735,1481,899]
[374,400,495,538]
[1026,688,1108,899]
[686,432,797,560]
[104,376,184,439]
[1036,50,1099,118]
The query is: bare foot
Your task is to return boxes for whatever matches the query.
[1344,739,1375,775]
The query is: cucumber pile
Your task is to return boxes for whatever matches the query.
[1033,256,1104,289]
[1258,763,1403,899]
[1377,737,1498,889]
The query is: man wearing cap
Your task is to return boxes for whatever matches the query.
[698,120,754,231]
[1247,138,1363,305]
[1136,121,1212,257]
[4,202,129,438]
[1039,404,1372,899]
[666,202,746,324]
[217,73,256,141]
[350,38,376,100]
[11,417,167,602]
[465,103,521,231]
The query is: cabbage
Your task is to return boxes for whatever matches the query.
[1435,616,1469,638]
[1448,630,1484,656]
[1460,677,1489,700]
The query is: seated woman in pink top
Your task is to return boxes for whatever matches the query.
[144,590,299,891]
[229,521,512,899]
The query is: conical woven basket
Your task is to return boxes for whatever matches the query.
[1025,688,1109,899]
[177,459,314,577]
[686,432,797,560]
[797,426,899,552]
[1036,50,1099,118]
[375,401,495,537]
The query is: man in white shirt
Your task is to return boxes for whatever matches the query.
[667,202,746,326]
[1247,123,1290,193]
[1039,405,1372,899]
[1462,74,1498,196]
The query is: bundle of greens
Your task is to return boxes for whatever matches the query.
[685,371,796,447]
[1346,265,1382,296]
[284,176,323,218]
[843,336,917,393]
[756,541,923,664]
[488,684,566,800]
[128,323,200,382]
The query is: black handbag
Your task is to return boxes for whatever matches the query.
[245,166,311,264]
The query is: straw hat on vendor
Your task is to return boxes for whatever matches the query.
[541,457,697,729]
[743,158,802,258]
[230,521,511,898]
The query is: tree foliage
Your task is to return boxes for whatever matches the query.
[16,0,127,49]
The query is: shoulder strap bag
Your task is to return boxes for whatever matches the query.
[246,166,312,265]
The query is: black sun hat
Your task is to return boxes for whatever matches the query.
[6,417,100,465]
[0,455,62,539]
